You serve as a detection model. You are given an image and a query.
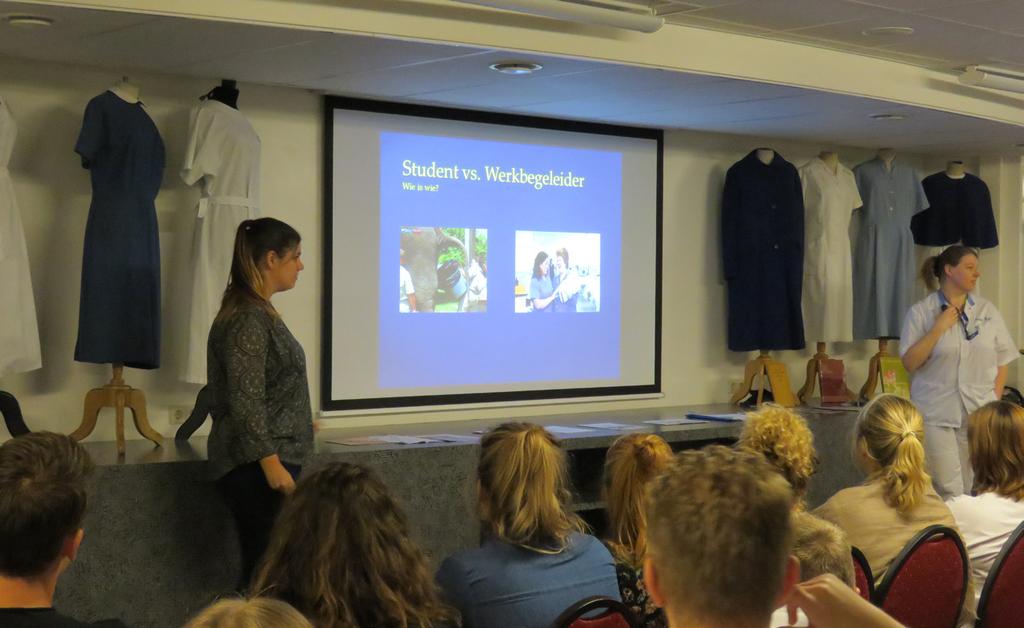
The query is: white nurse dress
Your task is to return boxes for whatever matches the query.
[0,99,42,377]
[180,99,261,383]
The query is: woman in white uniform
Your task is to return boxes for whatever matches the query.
[900,245,1018,498]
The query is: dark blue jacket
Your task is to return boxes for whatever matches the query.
[912,172,998,249]
[722,150,805,351]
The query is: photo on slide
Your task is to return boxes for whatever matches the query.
[515,231,600,313]
[400,226,487,313]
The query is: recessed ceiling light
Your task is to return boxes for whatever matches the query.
[862,26,915,37]
[3,15,55,28]
[489,62,543,76]
[870,113,907,121]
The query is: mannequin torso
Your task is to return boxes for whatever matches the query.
[876,148,896,171]
[818,150,839,175]
[755,148,775,165]
[946,160,966,179]
[109,78,140,104]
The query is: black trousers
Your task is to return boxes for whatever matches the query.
[217,460,301,588]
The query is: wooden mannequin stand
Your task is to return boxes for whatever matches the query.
[798,342,856,404]
[730,350,797,407]
[70,364,162,455]
[859,339,893,401]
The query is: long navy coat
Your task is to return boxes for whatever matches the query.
[722,150,806,352]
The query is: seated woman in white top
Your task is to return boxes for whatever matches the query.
[436,422,620,628]
[947,400,1024,603]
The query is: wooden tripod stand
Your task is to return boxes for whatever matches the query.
[70,364,162,455]
[729,350,796,407]
[858,339,892,401]
[798,342,855,404]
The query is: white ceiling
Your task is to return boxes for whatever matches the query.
[655,0,1024,72]
[0,0,1023,154]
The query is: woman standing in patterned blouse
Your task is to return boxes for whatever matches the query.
[603,434,674,628]
[207,217,314,586]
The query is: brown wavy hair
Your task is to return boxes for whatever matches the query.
[477,422,585,550]
[919,245,977,291]
[855,394,930,512]
[738,404,817,506]
[215,217,301,323]
[602,433,673,568]
[969,400,1024,501]
[251,462,458,628]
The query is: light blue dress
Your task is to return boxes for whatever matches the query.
[437,533,621,628]
[851,158,928,340]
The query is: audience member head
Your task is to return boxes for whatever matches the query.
[477,422,585,550]
[251,462,456,628]
[738,404,817,507]
[968,400,1024,501]
[919,244,978,292]
[185,598,312,628]
[218,217,302,321]
[853,394,930,513]
[0,432,94,584]
[790,512,855,587]
[644,445,797,627]
[603,433,673,568]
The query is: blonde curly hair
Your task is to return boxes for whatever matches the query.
[738,404,817,505]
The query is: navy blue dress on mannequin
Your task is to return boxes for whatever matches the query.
[74,90,165,369]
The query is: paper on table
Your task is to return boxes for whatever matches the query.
[328,436,387,446]
[545,425,597,435]
[644,418,709,426]
[378,435,439,444]
[421,434,480,443]
[579,422,644,431]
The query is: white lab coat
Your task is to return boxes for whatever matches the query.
[0,99,41,377]
[180,99,261,383]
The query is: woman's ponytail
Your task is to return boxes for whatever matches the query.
[855,395,930,512]
[216,218,301,322]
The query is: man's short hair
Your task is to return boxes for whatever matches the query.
[791,511,855,587]
[645,445,794,624]
[0,432,94,577]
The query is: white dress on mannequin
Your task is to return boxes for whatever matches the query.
[0,99,42,377]
[799,156,862,342]
[180,99,261,384]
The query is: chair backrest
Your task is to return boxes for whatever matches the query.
[552,596,637,628]
[976,519,1024,627]
[851,545,874,601]
[875,525,968,628]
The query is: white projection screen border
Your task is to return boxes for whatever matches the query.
[322,96,663,413]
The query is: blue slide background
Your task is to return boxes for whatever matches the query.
[378,132,621,388]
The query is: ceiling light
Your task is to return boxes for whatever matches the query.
[3,14,55,28]
[870,113,906,121]
[454,0,664,33]
[862,26,914,37]
[959,65,1024,94]
[490,61,543,75]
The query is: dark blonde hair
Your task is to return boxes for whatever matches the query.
[855,395,930,512]
[969,401,1024,501]
[603,433,673,568]
[251,462,457,628]
[645,445,793,624]
[791,512,854,587]
[185,598,312,628]
[919,245,977,291]
[738,404,817,506]
[477,422,585,550]
[216,218,301,323]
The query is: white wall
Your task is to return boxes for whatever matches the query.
[0,53,1018,441]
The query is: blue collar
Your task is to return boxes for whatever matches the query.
[937,291,978,340]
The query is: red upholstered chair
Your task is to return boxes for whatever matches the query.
[874,525,968,628]
[976,520,1024,627]
[552,596,637,628]
[851,545,875,601]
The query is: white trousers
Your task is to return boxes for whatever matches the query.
[924,423,972,499]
